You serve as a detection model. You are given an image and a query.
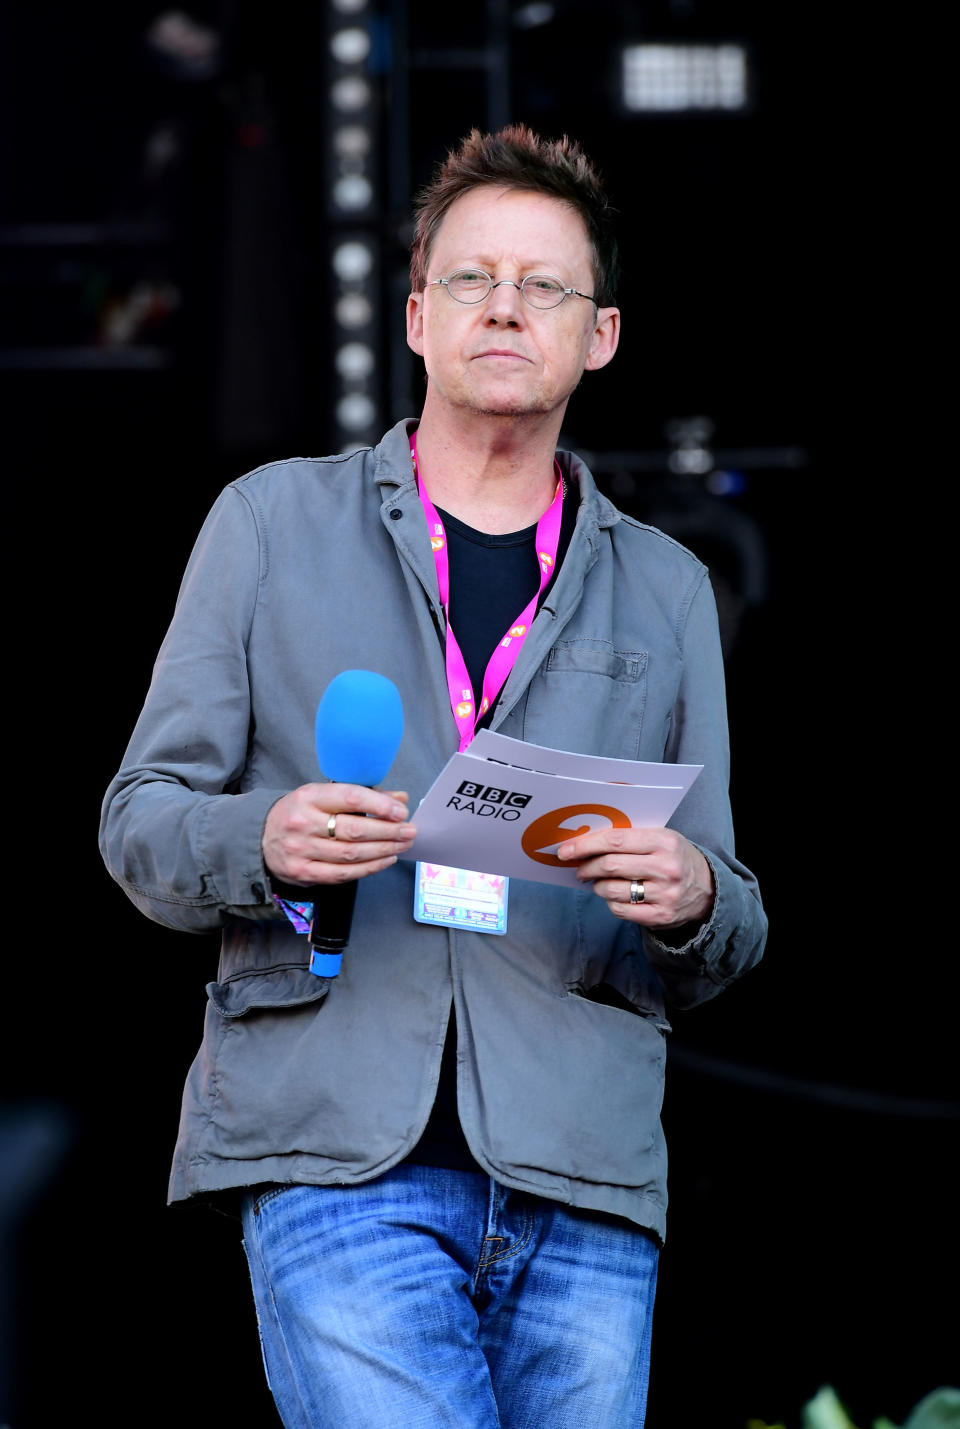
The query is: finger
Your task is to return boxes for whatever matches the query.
[586,881,666,927]
[306,852,407,885]
[569,853,650,883]
[307,783,411,821]
[310,832,416,865]
[593,875,701,929]
[556,826,667,864]
[606,897,658,923]
[588,875,654,909]
[286,836,414,883]
[320,814,417,845]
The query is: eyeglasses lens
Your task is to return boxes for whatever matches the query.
[444,271,566,308]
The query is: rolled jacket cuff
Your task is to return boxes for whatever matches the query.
[196,787,291,911]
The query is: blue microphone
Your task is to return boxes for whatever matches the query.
[315,670,405,786]
[307,671,404,977]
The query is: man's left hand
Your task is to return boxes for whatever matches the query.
[556,826,714,930]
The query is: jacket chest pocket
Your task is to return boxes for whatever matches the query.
[521,638,648,760]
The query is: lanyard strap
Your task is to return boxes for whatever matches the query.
[411,431,563,751]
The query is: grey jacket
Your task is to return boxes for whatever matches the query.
[99,419,766,1242]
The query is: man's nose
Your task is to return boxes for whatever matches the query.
[483,279,525,323]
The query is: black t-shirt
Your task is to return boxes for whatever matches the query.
[404,482,578,1170]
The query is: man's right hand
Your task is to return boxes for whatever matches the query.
[262,784,416,886]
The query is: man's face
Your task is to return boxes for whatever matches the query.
[406,186,619,423]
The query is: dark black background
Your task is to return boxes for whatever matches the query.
[1,3,953,1427]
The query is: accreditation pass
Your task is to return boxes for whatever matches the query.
[414,862,509,934]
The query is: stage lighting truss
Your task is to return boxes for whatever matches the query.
[622,43,749,113]
[326,0,381,450]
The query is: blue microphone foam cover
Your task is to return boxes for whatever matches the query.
[314,670,404,786]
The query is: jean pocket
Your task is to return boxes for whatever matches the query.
[249,1184,290,1215]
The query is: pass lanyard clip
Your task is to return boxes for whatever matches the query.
[411,431,562,751]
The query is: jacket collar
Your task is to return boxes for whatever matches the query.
[371,417,622,536]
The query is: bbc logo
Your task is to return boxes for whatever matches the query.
[456,781,531,809]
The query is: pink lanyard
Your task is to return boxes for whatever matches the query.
[411,432,563,751]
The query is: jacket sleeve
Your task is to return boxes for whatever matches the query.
[641,567,768,1009]
[98,484,287,933]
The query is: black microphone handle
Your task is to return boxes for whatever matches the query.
[309,877,358,954]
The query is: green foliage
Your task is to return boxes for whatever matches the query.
[746,1386,960,1429]
[903,1388,960,1429]
[803,1386,859,1429]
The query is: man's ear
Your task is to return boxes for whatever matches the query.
[406,292,425,356]
[584,306,620,372]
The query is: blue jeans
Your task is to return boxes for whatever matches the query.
[240,1164,658,1428]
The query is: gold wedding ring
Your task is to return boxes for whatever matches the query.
[326,814,338,839]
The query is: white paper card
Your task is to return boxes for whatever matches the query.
[401,734,702,888]
[465,728,703,787]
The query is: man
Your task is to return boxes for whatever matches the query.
[100,125,767,1427]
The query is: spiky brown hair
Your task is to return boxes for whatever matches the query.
[409,125,619,307]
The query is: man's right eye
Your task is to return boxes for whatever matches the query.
[452,271,488,285]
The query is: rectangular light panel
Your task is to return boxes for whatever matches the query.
[622,44,748,112]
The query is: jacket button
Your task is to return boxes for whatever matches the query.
[389,508,403,520]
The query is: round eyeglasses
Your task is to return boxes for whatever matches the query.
[428,269,596,310]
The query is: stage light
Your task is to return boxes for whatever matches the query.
[335,293,373,328]
[331,76,371,112]
[622,44,748,113]
[514,3,555,27]
[330,27,370,64]
[324,1,380,449]
[335,342,376,381]
[332,240,373,282]
[337,393,376,431]
[333,174,374,212]
[669,443,713,475]
[333,126,371,159]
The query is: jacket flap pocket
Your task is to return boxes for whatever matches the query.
[207,962,330,1019]
[546,639,645,682]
